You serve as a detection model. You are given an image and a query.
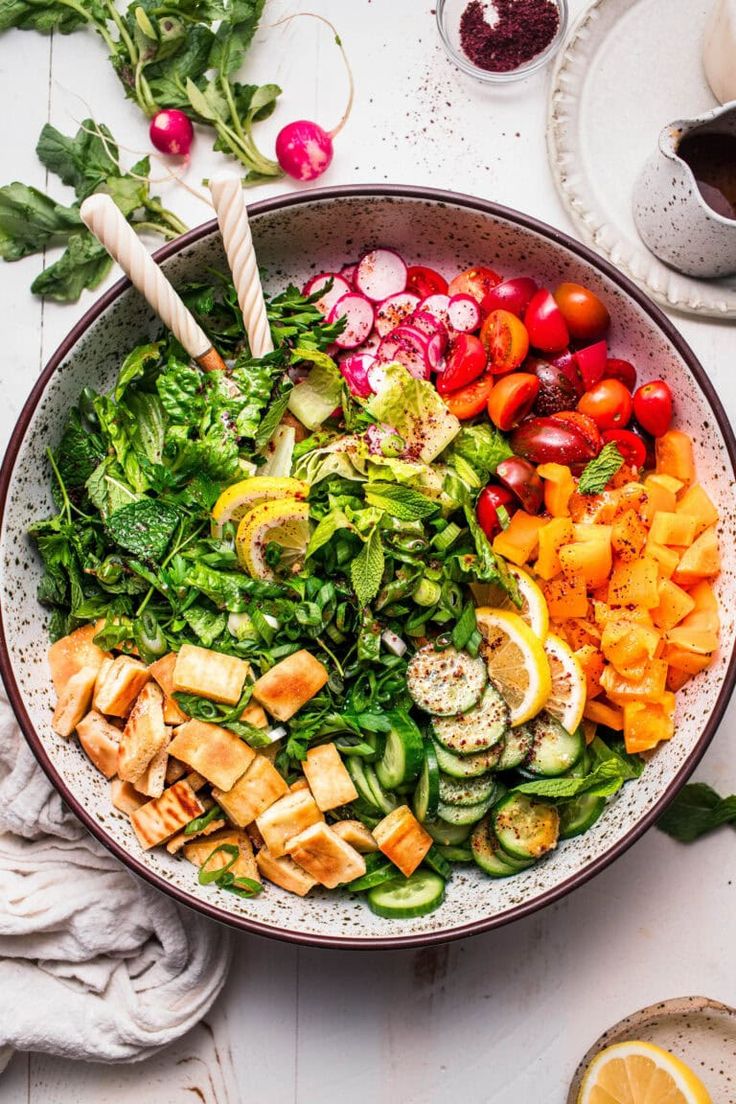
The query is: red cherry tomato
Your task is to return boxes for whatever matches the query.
[605,357,637,391]
[480,276,538,318]
[487,372,539,431]
[476,484,516,540]
[447,265,502,304]
[574,340,608,390]
[601,428,648,468]
[443,374,495,420]
[632,379,673,437]
[553,282,611,342]
[496,457,544,514]
[406,265,448,299]
[577,378,633,430]
[479,309,530,374]
[437,334,487,395]
[553,411,602,455]
[524,289,570,353]
[510,417,597,465]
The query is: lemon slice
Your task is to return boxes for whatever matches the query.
[577,1040,713,1104]
[475,608,552,726]
[471,566,549,639]
[544,633,587,734]
[236,498,311,580]
[212,476,309,533]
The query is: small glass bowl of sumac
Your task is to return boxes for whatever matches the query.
[436,0,569,83]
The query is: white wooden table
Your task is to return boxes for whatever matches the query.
[2,1,735,1100]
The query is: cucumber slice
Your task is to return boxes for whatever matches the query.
[346,757,380,809]
[432,738,503,778]
[436,845,474,863]
[364,763,399,815]
[471,817,535,878]
[407,644,486,716]
[438,772,496,807]
[559,793,606,839]
[367,870,446,919]
[493,792,560,861]
[424,845,453,879]
[423,818,472,846]
[433,684,509,756]
[524,713,585,778]
[437,796,494,826]
[413,741,440,822]
[375,712,425,790]
[496,725,533,771]
[347,861,397,893]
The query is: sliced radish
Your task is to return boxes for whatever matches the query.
[410,309,449,340]
[358,330,382,356]
[374,291,421,337]
[328,293,375,349]
[417,293,451,329]
[367,362,391,393]
[340,263,358,287]
[377,325,431,379]
[448,294,481,333]
[340,352,376,398]
[425,332,448,372]
[303,272,352,317]
[355,249,408,302]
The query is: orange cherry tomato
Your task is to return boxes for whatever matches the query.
[577,378,633,430]
[443,374,495,419]
[447,265,502,304]
[487,372,539,431]
[480,309,530,374]
[553,410,602,454]
[553,282,611,342]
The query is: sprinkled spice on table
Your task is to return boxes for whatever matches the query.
[459,0,560,72]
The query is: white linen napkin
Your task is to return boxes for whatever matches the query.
[0,689,232,1070]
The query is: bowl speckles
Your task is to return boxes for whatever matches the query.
[1,186,735,949]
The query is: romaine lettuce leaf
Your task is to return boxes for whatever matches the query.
[366,363,460,462]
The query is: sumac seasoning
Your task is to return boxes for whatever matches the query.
[459,0,560,72]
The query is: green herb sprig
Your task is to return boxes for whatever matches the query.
[657,783,736,842]
[577,442,625,496]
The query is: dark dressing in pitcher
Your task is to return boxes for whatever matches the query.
[677,132,736,220]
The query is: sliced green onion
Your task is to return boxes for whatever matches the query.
[466,628,483,658]
[496,505,511,531]
[413,578,442,607]
[184,804,223,836]
[252,607,276,644]
[198,843,239,885]
[452,602,478,651]
[381,628,407,656]
[432,522,462,553]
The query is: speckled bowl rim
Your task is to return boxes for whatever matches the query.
[2,183,735,950]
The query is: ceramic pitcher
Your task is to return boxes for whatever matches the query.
[632,101,736,278]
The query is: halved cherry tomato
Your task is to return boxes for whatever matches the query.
[476,484,517,540]
[480,310,530,374]
[487,372,539,431]
[496,457,544,514]
[553,282,610,341]
[406,265,448,299]
[553,411,602,455]
[437,334,487,395]
[447,265,502,304]
[577,378,633,430]
[574,340,608,390]
[480,276,538,318]
[524,289,570,353]
[601,428,648,468]
[633,379,673,437]
[605,357,637,391]
[443,374,495,419]
[510,417,596,465]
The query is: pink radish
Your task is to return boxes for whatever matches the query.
[367,362,391,393]
[376,325,431,379]
[410,310,449,340]
[355,249,408,302]
[340,263,358,286]
[374,291,420,337]
[425,332,447,372]
[328,293,375,348]
[448,294,481,333]
[417,293,451,329]
[303,272,352,317]
[149,109,194,156]
[340,352,376,398]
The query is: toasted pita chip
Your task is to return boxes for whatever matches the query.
[148,653,188,725]
[94,655,150,717]
[240,701,268,728]
[48,624,110,695]
[256,847,316,897]
[212,755,288,827]
[184,828,260,884]
[168,719,255,791]
[165,757,188,785]
[111,778,146,815]
[286,822,365,889]
[256,789,324,858]
[130,780,204,849]
[331,820,379,853]
[373,805,432,877]
[52,666,98,737]
[133,733,171,799]
[251,650,328,721]
[302,743,358,811]
[117,682,167,783]
[76,710,121,778]
[173,644,250,705]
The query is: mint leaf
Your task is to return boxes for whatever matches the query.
[514,758,628,800]
[364,482,439,521]
[350,525,385,606]
[106,498,180,559]
[306,510,355,559]
[657,783,736,842]
[577,442,624,495]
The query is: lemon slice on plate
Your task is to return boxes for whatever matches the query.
[475,608,551,726]
[471,566,549,639]
[212,476,309,534]
[577,1040,713,1104]
[236,498,311,580]
[543,633,587,734]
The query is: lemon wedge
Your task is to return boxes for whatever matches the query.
[543,633,587,735]
[212,476,309,535]
[577,1040,713,1104]
[471,566,549,640]
[475,608,552,726]
[236,498,311,580]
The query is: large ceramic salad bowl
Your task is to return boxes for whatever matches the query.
[1,185,735,948]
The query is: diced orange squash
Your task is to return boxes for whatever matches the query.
[623,700,674,754]
[559,540,612,590]
[608,557,660,608]
[644,539,679,579]
[610,463,639,489]
[651,578,696,632]
[655,429,694,486]
[575,645,605,699]
[569,492,619,525]
[649,511,697,548]
[600,658,668,704]
[543,575,589,620]
[672,526,720,586]
[594,602,654,628]
[687,579,718,613]
[492,511,546,566]
[538,463,575,517]
[642,477,676,522]
[534,518,574,580]
[615,482,647,516]
[666,667,692,692]
[664,644,713,676]
[649,473,684,496]
[666,627,719,655]
[572,523,612,544]
[678,608,720,634]
[583,700,624,730]
[676,484,719,538]
[601,621,660,675]
[561,618,601,649]
[612,509,648,562]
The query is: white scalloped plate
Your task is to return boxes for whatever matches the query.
[547,0,736,319]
